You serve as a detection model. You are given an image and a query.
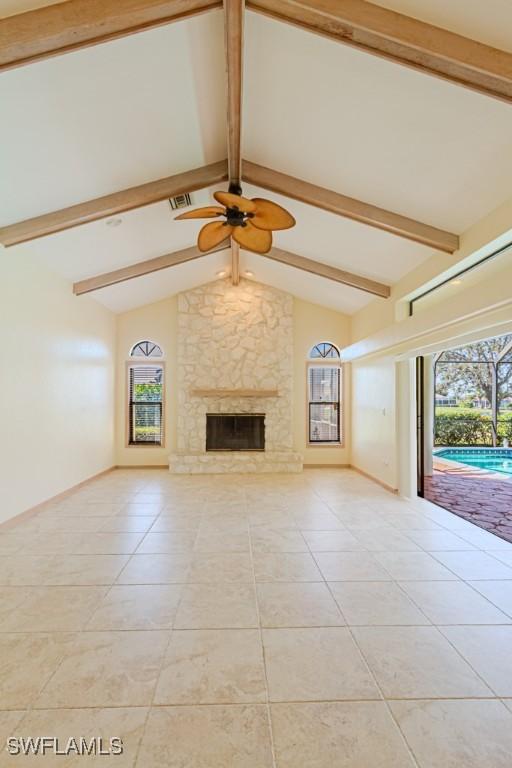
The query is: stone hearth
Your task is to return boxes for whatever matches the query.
[169,278,303,474]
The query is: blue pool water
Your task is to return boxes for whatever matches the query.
[436,448,512,477]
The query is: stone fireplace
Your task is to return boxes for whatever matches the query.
[168,278,302,473]
[206,413,265,451]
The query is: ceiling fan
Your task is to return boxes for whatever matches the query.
[175,190,295,254]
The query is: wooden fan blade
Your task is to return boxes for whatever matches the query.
[214,191,256,213]
[175,206,225,220]
[250,199,296,231]
[232,222,272,254]
[198,221,233,252]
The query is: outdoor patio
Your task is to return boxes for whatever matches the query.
[425,469,512,544]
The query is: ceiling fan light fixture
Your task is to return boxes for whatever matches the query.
[175,189,295,255]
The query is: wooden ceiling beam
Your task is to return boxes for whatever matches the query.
[0,160,228,247]
[223,0,245,284]
[264,246,390,298]
[242,161,459,253]
[73,243,228,295]
[224,0,244,190]
[0,0,221,72]
[248,0,512,104]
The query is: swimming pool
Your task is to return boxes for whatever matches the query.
[435,448,512,477]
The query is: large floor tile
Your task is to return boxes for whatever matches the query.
[136,531,197,554]
[399,580,511,624]
[262,627,379,702]
[353,626,492,698]
[250,528,308,552]
[0,710,25,750]
[469,580,512,617]
[302,530,366,552]
[150,515,202,532]
[431,551,512,580]
[374,552,459,581]
[154,629,266,704]
[329,581,429,626]
[174,584,259,629]
[406,529,477,551]
[292,512,344,530]
[194,531,251,553]
[137,705,274,767]
[86,585,183,630]
[71,532,146,555]
[314,552,391,581]
[0,707,148,767]
[119,503,164,516]
[257,582,344,627]
[271,702,415,768]
[1,586,106,632]
[187,553,253,583]
[390,699,512,768]
[0,633,75,708]
[35,631,169,708]
[441,626,512,696]
[116,554,192,584]
[99,515,156,533]
[350,529,420,552]
[253,552,322,582]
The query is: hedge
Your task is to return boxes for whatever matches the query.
[434,408,512,446]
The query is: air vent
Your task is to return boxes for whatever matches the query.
[169,193,192,211]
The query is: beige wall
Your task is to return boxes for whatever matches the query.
[350,191,512,346]
[115,296,178,466]
[351,356,397,490]
[347,196,512,496]
[114,289,351,466]
[293,298,351,465]
[0,254,115,523]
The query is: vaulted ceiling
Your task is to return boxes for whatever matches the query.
[1,0,512,314]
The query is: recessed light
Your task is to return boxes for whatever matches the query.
[106,218,122,228]
[450,279,462,285]
[244,270,254,277]
[216,270,227,277]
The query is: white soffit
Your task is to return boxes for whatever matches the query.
[243,11,512,234]
[0,10,226,224]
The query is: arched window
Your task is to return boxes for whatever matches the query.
[130,340,163,358]
[307,342,342,444]
[128,341,165,446]
[309,342,340,359]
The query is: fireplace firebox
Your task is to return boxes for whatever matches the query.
[206,413,265,451]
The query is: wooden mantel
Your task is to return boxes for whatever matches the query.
[190,388,279,398]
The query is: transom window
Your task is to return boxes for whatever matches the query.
[128,341,164,446]
[130,340,163,358]
[309,342,340,359]
[307,343,342,444]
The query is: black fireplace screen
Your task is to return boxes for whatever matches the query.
[206,413,265,451]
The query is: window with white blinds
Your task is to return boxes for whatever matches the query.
[128,365,164,446]
[308,365,341,443]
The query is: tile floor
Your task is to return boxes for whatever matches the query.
[1,468,512,766]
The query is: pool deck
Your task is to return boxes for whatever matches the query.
[426,458,512,543]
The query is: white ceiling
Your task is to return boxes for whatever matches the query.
[2,2,512,315]
[243,12,512,234]
[373,0,512,52]
[0,11,226,223]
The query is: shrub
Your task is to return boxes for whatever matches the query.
[434,408,512,446]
